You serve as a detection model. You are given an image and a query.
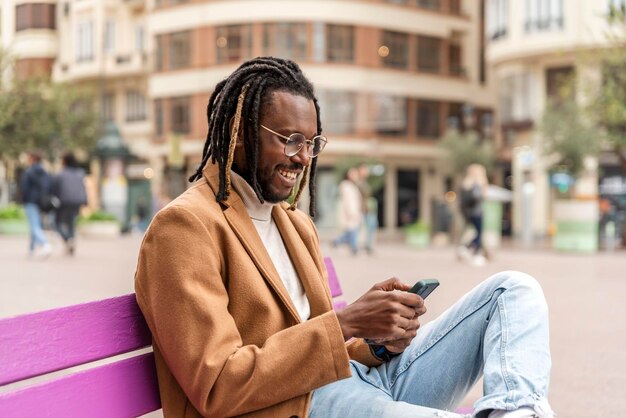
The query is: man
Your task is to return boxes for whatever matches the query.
[20,151,53,258]
[135,57,553,418]
[53,152,87,255]
[331,167,363,255]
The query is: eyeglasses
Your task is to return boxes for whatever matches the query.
[260,124,327,158]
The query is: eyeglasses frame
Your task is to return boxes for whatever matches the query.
[259,124,327,158]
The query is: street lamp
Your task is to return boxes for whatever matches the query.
[93,121,131,227]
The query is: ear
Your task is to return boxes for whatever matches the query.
[229,116,245,147]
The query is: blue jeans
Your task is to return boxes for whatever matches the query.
[333,227,359,254]
[310,271,553,418]
[24,203,49,253]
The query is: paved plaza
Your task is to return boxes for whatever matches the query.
[1,231,625,417]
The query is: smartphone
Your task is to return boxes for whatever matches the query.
[408,279,440,299]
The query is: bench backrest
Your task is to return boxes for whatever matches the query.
[0,294,160,418]
[324,256,347,310]
[0,258,346,417]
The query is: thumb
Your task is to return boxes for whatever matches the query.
[373,278,411,292]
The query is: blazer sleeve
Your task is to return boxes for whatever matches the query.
[135,204,352,417]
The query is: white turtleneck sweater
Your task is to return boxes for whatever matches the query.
[230,171,311,322]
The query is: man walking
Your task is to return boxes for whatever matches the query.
[20,151,53,258]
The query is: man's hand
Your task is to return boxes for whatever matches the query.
[335,278,427,345]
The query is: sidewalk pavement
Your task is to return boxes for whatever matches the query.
[1,231,625,417]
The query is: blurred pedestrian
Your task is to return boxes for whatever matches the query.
[357,163,378,254]
[332,167,362,255]
[135,196,150,233]
[52,152,87,256]
[457,163,489,266]
[20,151,53,258]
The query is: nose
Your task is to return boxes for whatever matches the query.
[289,144,310,167]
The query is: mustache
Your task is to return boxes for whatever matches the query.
[277,163,304,171]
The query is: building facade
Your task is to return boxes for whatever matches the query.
[485,0,626,245]
[1,0,496,235]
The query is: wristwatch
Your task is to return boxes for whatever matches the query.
[367,341,401,362]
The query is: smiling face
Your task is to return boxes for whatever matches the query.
[233,90,317,203]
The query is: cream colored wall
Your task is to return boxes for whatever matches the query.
[487,0,617,65]
[150,64,494,106]
[150,0,471,38]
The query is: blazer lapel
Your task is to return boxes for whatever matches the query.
[272,206,332,317]
[203,164,301,322]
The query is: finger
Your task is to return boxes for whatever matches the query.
[392,291,423,308]
[373,278,411,292]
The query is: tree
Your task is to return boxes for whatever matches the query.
[0,77,100,161]
[439,130,495,177]
[540,99,599,179]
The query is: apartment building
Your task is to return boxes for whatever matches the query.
[150,0,495,233]
[1,0,495,234]
[485,0,626,242]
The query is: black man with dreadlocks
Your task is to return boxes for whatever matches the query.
[135,57,554,418]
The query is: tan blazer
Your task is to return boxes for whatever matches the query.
[135,163,379,418]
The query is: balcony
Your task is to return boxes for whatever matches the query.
[53,51,151,82]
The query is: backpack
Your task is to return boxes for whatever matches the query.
[37,172,60,213]
[459,186,479,218]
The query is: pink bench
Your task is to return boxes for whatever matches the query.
[0,258,347,417]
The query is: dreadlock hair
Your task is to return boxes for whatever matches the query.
[188,56,322,217]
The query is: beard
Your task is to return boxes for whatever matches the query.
[233,162,301,204]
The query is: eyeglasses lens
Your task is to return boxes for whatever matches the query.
[284,134,327,157]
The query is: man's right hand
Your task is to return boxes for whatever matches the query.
[335,278,426,342]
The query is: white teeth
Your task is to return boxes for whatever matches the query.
[278,170,297,180]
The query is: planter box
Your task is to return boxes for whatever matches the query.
[77,221,120,238]
[0,220,29,235]
[405,231,430,248]
[552,200,598,253]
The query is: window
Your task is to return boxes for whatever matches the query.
[416,0,441,11]
[171,97,191,134]
[381,31,409,69]
[216,25,253,64]
[317,90,356,134]
[16,3,56,31]
[607,0,626,21]
[312,22,326,62]
[373,94,407,135]
[75,21,94,62]
[169,31,191,69]
[155,34,164,70]
[417,100,441,138]
[417,36,442,73]
[499,72,536,122]
[449,0,462,14]
[135,26,145,52]
[155,99,164,136]
[104,21,115,53]
[263,23,308,61]
[101,93,115,122]
[525,0,563,32]
[486,0,508,40]
[448,42,463,76]
[326,25,354,63]
[546,66,575,103]
[126,91,147,122]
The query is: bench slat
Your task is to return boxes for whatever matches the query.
[0,353,161,418]
[0,294,151,386]
[324,257,343,298]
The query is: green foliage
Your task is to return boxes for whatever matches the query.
[333,156,385,194]
[0,204,25,220]
[78,211,119,223]
[540,101,600,178]
[0,76,100,161]
[403,220,430,233]
[439,130,495,176]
